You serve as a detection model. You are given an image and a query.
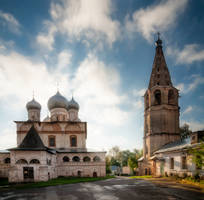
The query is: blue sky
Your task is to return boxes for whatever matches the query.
[0,0,204,151]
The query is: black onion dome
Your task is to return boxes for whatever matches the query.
[26,98,41,110]
[67,97,79,110]
[48,91,68,111]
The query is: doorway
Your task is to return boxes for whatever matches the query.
[23,167,34,182]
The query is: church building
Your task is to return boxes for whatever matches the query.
[138,35,204,177]
[0,91,106,182]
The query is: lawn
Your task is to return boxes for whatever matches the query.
[130,175,152,179]
[0,176,114,190]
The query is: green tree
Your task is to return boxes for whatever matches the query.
[105,157,112,174]
[188,142,204,173]
[180,123,192,140]
[128,155,138,173]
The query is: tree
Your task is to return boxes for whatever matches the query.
[106,157,112,174]
[128,155,138,173]
[188,142,204,175]
[180,123,192,140]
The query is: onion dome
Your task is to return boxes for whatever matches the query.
[67,97,79,110]
[48,91,68,111]
[26,98,41,110]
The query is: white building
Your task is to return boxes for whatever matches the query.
[0,91,106,182]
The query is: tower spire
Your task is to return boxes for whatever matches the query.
[148,34,172,89]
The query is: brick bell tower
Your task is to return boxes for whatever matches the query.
[143,34,180,159]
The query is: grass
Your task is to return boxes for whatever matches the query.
[0,178,9,186]
[129,175,204,191]
[0,176,114,190]
[130,175,152,179]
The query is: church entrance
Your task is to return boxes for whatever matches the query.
[160,161,164,176]
[23,167,34,182]
[93,172,97,177]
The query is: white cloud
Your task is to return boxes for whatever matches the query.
[0,51,70,114]
[183,106,193,115]
[176,75,204,94]
[167,44,204,64]
[181,120,204,132]
[0,127,16,150]
[125,0,188,41]
[37,0,120,50]
[0,10,21,34]
[57,50,72,71]
[132,88,146,97]
[72,53,128,125]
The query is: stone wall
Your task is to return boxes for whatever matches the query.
[56,152,106,177]
[9,150,56,182]
[0,153,10,178]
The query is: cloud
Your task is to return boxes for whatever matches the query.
[132,88,146,97]
[0,10,21,34]
[181,120,204,132]
[0,127,16,150]
[167,44,204,64]
[0,50,70,113]
[183,106,193,115]
[37,0,120,50]
[125,0,188,41]
[176,75,204,94]
[72,53,128,125]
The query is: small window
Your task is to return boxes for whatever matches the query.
[181,156,187,169]
[170,158,174,169]
[70,135,77,147]
[168,90,174,105]
[30,159,40,164]
[49,136,56,147]
[4,158,10,164]
[93,156,100,162]
[154,90,161,105]
[83,156,91,162]
[157,74,160,78]
[16,159,28,164]
[63,156,69,162]
[72,156,80,162]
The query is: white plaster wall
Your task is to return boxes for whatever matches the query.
[9,150,56,182]
[155,152,200,177]
[0,153,10,177]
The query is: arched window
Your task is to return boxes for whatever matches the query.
[168,90,174,104]
[16,159,28,164]
[30,159,40,164]
[70,135,77,147]
[4,157,10,164]
[48,135,56,147]
[145,93,149,109]
[72,156,80,162]
[83,156,91,162]
[63,156,69,162]
[93,156,100,162]
[154,90,161,105]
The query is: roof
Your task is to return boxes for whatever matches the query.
[0,150,10,154]
[148,37,173,89]
[9,125,55,154]
[154,138,193,154]
[138,156,144,162]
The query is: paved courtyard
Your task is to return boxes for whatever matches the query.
[0,177,203,200]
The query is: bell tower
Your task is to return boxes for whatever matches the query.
[143,34,180,159]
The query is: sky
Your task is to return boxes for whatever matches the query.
[0,0,204,151]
